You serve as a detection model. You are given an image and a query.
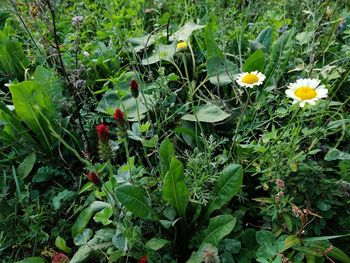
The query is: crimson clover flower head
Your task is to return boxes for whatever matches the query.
[86,171,101,187]
[96,123,109,142]
[138,256,147,263]
[130,79,139,98]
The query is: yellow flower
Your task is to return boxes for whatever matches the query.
[285,78,328,107]
[176,41,188,51]
[236,71,266,88]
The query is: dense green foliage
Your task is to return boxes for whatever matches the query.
[1,0,350,262]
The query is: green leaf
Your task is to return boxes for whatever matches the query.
[253,26,273,51]
[55,235,72,254]
[170,22,205,42]
[17,152,36,179]
[141,43,177,65]
[265,30,295,80]
[302,233,350,242]
[206,56,239,86]
[282,214,293,232]
[281,235,300,252]
[74,229,94,246]
[127,33,157,52]
[0,30,29,79]
[16,257,45,263]
[329,246,350,263]
[324,148,350,161]
[93,205,113,225]
[201,214,236,246]
[256,230,276,246]
[112,233,128,251]
[115,184,153,219]
[159,138,175,172]
[163,158,189,219]
[243,49,266,72]
[146,238,169,251]
[182,102,230,123]
[206,164,243,215]
[71,207,94,237]
[221,239,241,254]
[70,229,114,263]
[204,17,222,58]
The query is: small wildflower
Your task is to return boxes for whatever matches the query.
[72,15,84,27]
[285,78,328,108]
[138,256,147,263]
[114,108,127,129]
[130,79,139,98]
[176,41,188,51]
[274,191,284,203]
[276,179,285,189]
[82,51,90,57]
[86,171,101,187]
[292,204,303,218]
[236,71,266,88]
[96,124,109,142]
[52,253,70,263]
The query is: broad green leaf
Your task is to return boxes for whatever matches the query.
[16,257,45,263]
[170,22,205,42]
[182,102,230,123]
[17,152,36,179]
[146,238,169,251]
[52,190,76,210]
[96,92,153,121]
[201,215,236,246]
[71,207,94,237]
[55,235,72,254]
[0,30,29,79]
[329,246,350,263]
[265,30,295,80]
[93,206,113,225]
[127,33,157,52]
[74,228,94,246]
[112,233,128,251]
[115,184,153,219]
[204,17,222,58]
[324,148,350,161]
[252,26,273,51]
[206,56,239,86]
[159,138,175,172]
[221,239,241,254]
[256,230,276,246]
[163,158,189,219]
[141,43,177,65]
[243,49,266,72]
[206,164,243,215]
[70,229,114,263]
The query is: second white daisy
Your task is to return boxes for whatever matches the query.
[236,71,266,88]
[285,78,328,108]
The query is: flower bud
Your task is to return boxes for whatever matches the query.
[86,172,101,187]
[130,79,139,98]
[96,124,109,142]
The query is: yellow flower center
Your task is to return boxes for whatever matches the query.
[294,86,317,100]
[176,42,188,50]
[242,74,259,84]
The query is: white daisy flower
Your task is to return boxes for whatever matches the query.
[236,71,266,88]
[285,78,328,108]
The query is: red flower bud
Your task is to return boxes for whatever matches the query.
[113,108,127,129]
[130,79,139,98]
[96,124,109,142]
[86,171,101,186]
[52,253,70,263]
[138,256,147,263]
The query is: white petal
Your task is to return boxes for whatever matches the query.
[300,101,306,107]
